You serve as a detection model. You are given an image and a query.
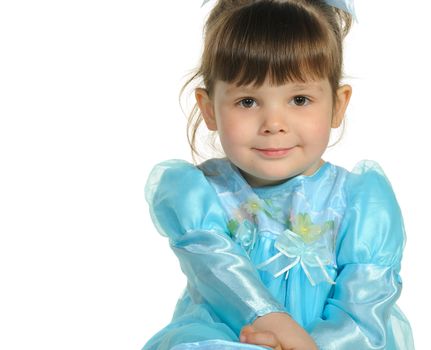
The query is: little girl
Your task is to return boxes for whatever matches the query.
[143,0,414,349]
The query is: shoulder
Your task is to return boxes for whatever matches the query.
[145,159,229,237]
[344,160,397,205]
[145,158,231,203]
[145,159,203,196]
[336,160,405,266]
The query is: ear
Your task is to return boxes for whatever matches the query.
[195,88,217,131]
[331,84,352,128]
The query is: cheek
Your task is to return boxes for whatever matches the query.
[302,118,332,145]
[219,124,244,148]
[217,114,250,145]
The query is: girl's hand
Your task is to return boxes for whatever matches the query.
[240,325,282,350]
[248,312,318,350]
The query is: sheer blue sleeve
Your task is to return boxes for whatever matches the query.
[307,161,408,349]
[145,160,286,334]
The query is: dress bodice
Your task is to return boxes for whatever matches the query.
[200,158,349,325]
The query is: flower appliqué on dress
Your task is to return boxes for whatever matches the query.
[228,195,336,286]
[227,195,267,253]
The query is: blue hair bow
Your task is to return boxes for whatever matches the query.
[201,0,357,20]
[325,0,356,19]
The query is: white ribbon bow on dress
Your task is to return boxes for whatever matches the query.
[256,228,336,286]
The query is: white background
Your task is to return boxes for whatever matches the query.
[0,1,429,349]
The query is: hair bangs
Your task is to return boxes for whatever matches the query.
[207,1,339,89]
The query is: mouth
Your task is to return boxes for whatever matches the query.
[253,147,294,158]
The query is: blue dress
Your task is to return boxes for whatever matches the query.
[143,158,414,350]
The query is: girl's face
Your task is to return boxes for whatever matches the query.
[196,77,351,187]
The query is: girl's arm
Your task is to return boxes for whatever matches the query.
[305,163,414,350]
[145,160,287,334]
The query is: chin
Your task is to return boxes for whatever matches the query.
[247,170,296,187]
[258,167,301,181]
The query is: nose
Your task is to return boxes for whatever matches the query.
[260,109,288,135]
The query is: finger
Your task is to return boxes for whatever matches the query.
[242,330,281,349]
[240,325,256,343]
[240,325,256,336]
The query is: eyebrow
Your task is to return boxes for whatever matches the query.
[225,86,255,94]
[290,83,324,92]
[226,83,324,94]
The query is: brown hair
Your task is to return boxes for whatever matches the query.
[181,0,352,161]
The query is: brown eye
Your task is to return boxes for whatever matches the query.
[293,96,309,106]
[239,98,256,108]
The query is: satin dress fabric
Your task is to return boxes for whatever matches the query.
[143,158,414,350]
